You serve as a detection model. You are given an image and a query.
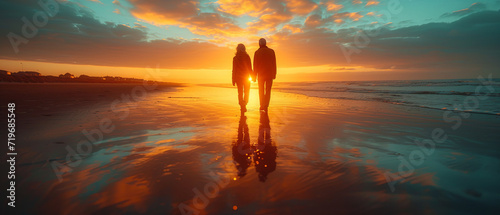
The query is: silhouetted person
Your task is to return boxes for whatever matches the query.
[253,38,276,111]
[232,113,253,177]
[232,43,253,112]
[253,111,277,182]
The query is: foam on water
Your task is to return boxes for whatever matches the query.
[276,79,500,115]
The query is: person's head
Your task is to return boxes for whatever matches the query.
[236,43,246,55]
[259,38,266,47]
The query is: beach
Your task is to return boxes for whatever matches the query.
[1,82,499,214]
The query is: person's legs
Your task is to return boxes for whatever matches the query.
[237,82,244,107]
[243,80,250,106]
[264,79,273,109]
[258,79,265,110]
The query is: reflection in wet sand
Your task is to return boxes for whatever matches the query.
[254,111,277,182]
[232,114,251,177]
[232,111,278,182]
[11,85,500,215]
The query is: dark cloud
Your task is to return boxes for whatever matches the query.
[441,3,487,18]
[128,0,199,24]
[274,9,500,76]
[0,0,233,69]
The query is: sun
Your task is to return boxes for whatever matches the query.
[248,76,252,81]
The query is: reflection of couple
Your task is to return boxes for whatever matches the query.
[232,112,277,182]
[232,38,277,112]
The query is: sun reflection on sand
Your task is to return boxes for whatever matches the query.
[13,84,500,214]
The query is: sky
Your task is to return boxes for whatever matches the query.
[1,0,500,83]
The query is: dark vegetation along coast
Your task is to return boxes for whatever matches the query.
[0,70,153,84]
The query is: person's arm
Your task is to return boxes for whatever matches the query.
[253,51,258,81]
[232,57,236,86]
[272,50,277,80]
[246,55,255,82]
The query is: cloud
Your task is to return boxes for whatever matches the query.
[332,12,364,21]
[281,24,303,33]
[217,0,269,16]
[248,11,293,33]
[272,10,500,76]
[304,11,364,28]
[304,14,324,28]
[128,0,319,38]
[128,0,249,38]
[184,13,244,37]
[331,67,356,71]
[217,0,317,17]
[441,2,487,18]
[133,22,147,29]
[365,0,379,6]
[129,0,199,25]
[324,1,343,11]
[0,0,233,69]
[285,0,318,15]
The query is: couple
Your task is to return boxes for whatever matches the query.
[232,112,277,182]
[232,38,276,112]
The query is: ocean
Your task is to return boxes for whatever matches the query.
[276,78,500,115]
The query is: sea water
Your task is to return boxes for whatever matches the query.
[276,79,500,115]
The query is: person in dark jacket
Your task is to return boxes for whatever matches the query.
[232,43,253,112]
[253,38,276,111]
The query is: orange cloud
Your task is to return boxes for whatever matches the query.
[183,13,245,37]
[324,1,343,11]
[304,14,323,28]
[247,12,293,33]
[129,0,199,25]
[348,12,363,21]
[286,0,318,15]
[366,12,375,16]
[366,0,379,6]
[352,0,362,4]
[217,0,269,16]
[282,24,303,34]
[332,12,364,21]
[129,0,249,39]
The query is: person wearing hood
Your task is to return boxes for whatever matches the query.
[232,43,253,112]
[253,38,276,111]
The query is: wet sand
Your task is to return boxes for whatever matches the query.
[2,83,500,214]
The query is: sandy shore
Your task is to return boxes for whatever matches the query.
[1,83,499,214]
